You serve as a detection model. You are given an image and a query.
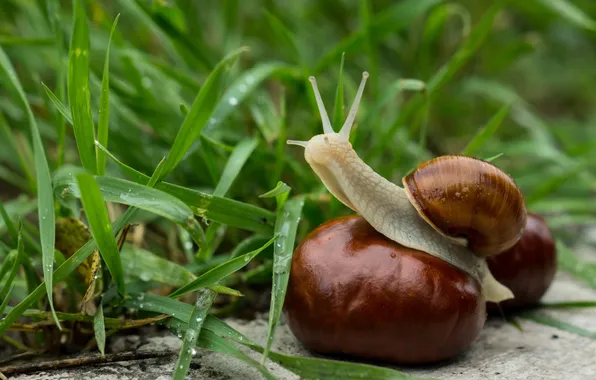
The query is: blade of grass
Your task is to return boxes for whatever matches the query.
[76,173,125,295]
[97,14,120,176]
[169,234,278,298]
[263,11,301,65]
[160,47,247,179]
[246,341,428,380]
[372,0,505,159]
[0,113,35,191]
[199,137,259,260]
[68,0,97,173]
[462,104,511,156]
[196,329,275,380]
[0,227,24,312]
[121,244,195,287]
[332,53,345,132]
[0,46,59,328]
[0,166,29,191]
[519,311,596,339]
[535,0,596,31]
[172,288,216,380]
[0,201,18,246]
[41,83,74,125]
[539,301,596,309]
[0,37,55,46]
[0,284,14,317]
[261,185,305,363]
[199,62,291,140]
[94,143,276,233]
[524,159,590,205]
[314,0,442,73]
[556,240,596,289]
[93,303,106,356]
[212,138,258,197]
[55,172,207,251]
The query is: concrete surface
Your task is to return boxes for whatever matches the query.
[7,270,596,380]
[7,242,596,380]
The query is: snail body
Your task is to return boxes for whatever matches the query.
[287,72,527,303]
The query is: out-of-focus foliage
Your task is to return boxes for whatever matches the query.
[0,0,595,377]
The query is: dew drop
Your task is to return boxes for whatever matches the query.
[228,97,238,106]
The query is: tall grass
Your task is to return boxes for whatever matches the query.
[1,0,596,378]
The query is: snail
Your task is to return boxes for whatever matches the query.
[487,212,557,310]
[283,71,528,364]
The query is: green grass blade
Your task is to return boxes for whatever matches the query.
[248,343,426,379]
[76,173,126,295]
[0,166,29,191]
[535,0,596,31]
[121,244,195,287]
[160,47,247,179]
[262,196,305,363]
[524,159,589,205]
[95,143,276,233]
[0,284,14,317]
[556,240,596,288]
[196,330,276,380]
[200,62,290,138]
[374,0,504,158]
[67,0,97,173]
[0,113,35,191]
[0,227,24,310]
[55,173,207,250]
[172,288,216,380]
[0,201,18,245]
[41,82,74,125]
[332,53,345,131]
[540,301,596,309]
[0,37,55,46]
[462,104,511,156]
[93,303,106,356]
[263,10,301,65]
[0,46,59,329]
[520,312,596,339]
[213,138,258,197]
[169,234,278,298]
[97,14,120,176]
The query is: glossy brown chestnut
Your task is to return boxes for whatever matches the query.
[283,215,486,365]
[403,155,527,258]
[487,213,557,309]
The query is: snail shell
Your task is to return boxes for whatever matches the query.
[403,155,527,257]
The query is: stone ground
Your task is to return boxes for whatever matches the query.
[5,270,596,380]
[6,233,596,380]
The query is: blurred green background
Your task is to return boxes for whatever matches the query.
[1,0,596,368]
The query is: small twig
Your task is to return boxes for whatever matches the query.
[0,350,47,365]
[0,349,175,375]
[0,371,8,380]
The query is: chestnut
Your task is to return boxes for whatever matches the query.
[284,215,486,365]
[487,213,557,310]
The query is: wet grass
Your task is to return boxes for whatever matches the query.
[1,0,596,379]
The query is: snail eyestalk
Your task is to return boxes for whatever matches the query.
[309,76,334,135]
[287,139,309,148]
[339,71,369,140]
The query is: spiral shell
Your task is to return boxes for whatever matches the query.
[402,155,527,257]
